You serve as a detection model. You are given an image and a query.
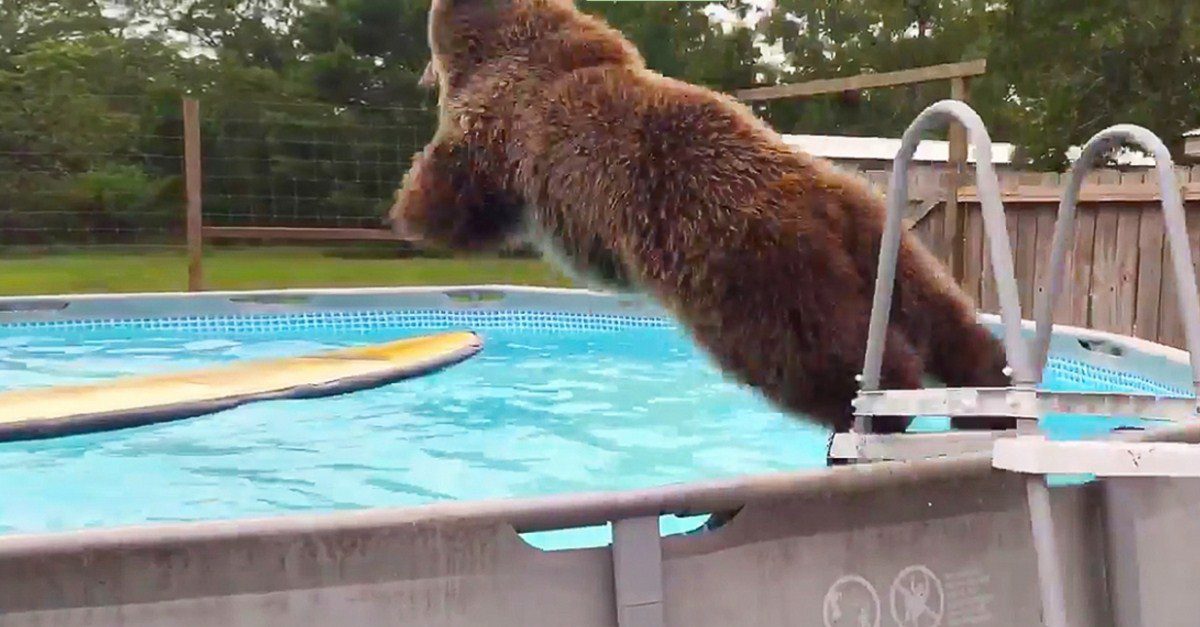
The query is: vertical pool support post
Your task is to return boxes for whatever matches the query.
[612,516,665,627]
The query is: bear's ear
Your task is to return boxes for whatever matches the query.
[433,0,511,16]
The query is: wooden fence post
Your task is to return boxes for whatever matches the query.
[945,76,970,284]
[183,97,204,292]
[731,59,987,286]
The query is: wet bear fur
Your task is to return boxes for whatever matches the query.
[391,0,1014,434]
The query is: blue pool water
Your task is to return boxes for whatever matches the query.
[0,311,1177,547]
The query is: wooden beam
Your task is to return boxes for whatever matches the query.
[735,59,987,102]
[202,226,412,242]
[958,182,1200,203]
[182,98,203,292]
[945,76,970,283]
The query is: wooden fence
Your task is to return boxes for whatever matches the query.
[902,168,1200,349]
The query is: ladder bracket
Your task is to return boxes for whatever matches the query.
[995,436,1200,477]
[853,387,1200,424]
[830,429,1015,462]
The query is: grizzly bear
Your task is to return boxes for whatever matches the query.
[391,0,1015,436]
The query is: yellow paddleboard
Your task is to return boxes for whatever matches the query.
[0,331,483,443]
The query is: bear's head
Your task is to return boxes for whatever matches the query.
[390,0,644,256]
[423,0,642,100]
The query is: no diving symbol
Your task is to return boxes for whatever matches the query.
[823,574,880,627]
[889,565,945,627]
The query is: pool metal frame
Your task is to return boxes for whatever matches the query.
[2,101,1200,626]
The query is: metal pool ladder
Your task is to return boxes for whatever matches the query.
[833,100,1200,627]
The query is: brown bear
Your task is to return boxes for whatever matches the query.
[391,0,1015,436]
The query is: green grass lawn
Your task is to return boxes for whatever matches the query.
[0,248,575,296]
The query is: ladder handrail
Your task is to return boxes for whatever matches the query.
[1032,125,1200,405]
[859,100,1036,395]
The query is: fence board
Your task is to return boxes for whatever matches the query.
[1134,209,1165,341]
[958,181,1200,203]
[978,210,1024,315]
[1032,207,1057,325]
[1113,208,1141,335]
[1068,209,1098,329]
[1090,207,1124,333]
[1015,210,1039,316]
[1183,211,1200,347]
[866,171,888,192]
[1152,208,1198,348]
[962,206,984,304]
[1158,244,1182,348]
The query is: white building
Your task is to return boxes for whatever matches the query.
[1185,129,1200,161]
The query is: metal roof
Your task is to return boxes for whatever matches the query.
[780,133,1013,164]
[780,133,1157,167]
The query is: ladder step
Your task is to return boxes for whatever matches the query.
[830,430,1015,462]
[853,387,1199,423]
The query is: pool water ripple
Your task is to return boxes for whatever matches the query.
[0,324,1165,537]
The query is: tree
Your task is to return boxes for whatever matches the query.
[585,1,760,92]
[0,3,193,244]
[752,0,1000,139]
[751,0,1200,167]
[987,0,1200,169]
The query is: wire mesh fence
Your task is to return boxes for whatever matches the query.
[199,98,435,232]
[0,92,437,251]
[0,94,186,249]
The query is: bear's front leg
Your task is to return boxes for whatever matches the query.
[390,135,525,251]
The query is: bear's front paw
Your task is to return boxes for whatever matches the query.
[388,158,438,242]
[388,194,425,242]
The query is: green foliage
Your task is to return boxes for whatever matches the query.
[63,165,182,233]
[986,0,1200,169]
[1,0,1198,248]
[296,0,433,106]
[584,2,758,91]
[754,0,999,138]
[753,0,1200,170]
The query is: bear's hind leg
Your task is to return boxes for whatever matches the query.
[823,326,926,465]
[820,323,927,435]
[904,291,1018,431]
[863,327,929,434]
[882,237,1017,431]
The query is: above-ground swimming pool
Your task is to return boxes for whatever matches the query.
[0,286,1198,627]
[0,287,1186,550]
